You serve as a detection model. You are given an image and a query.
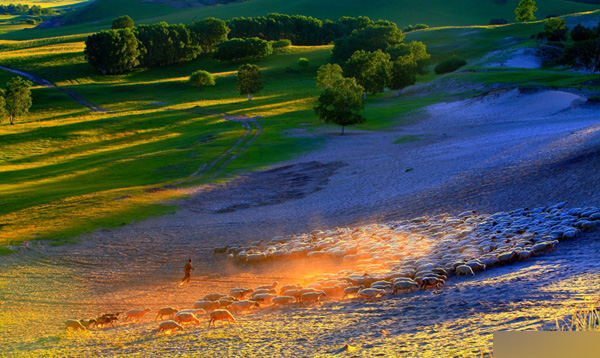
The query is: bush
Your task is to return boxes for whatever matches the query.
[189,70,215,88]
[297,57,309,70]
[272,39,291,48]
[434,57,467,74]
[111,15,134,30]
[489,18,509,25]
[402,24,429,33]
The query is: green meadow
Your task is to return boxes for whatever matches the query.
[0,0,599,250]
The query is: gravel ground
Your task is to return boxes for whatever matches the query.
[1,87,600,357]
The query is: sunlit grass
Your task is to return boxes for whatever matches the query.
[555,305,600,331]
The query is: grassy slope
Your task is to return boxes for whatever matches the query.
[0,6,598,249]
[2,0,600,40]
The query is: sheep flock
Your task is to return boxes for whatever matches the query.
[66,203,600,334]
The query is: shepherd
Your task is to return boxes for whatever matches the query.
[180,258,195,285]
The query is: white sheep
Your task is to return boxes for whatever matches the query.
[158,320,184,333]
[256,281,278,290]
[123,308,151,322]
[203,293,227,302]
[455,265,475,277]
[358,288,385,300]
[279,284,302,294]
[250,288,277,297]
[177,309,206,316]
[300,291,326,306]
[342,285,364,299]
[156,307,179,320]
[208,309,236,326]
[250,293,277,304]
[230,300,260,313]
[65,319,87,331]
[229,288,253,300]
[392,281,418,294]
[175,312,200,325]
[271,296,296,305]
[193,300,220,312]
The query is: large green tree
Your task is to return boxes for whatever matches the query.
[389,56,417,95]
[111,15,134,29]
[136,22,200,68]
[4,77,32,125]
[316,63,343,89]
[188,17,229,53]
[345,49,392,97]
[237,64,263,100]
[515,0,537,22]
[332,24,404,63]
[84,28,143,74]
[314,77,365,135]
[563,40,600,73]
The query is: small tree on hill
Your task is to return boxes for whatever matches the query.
[563,40,600,74]
[345,49,391,98]
[190,70,216,89]
[389,56,417,96]
[316,63,343,89]
[515,0,537,22]
[537,17,567,42]
[298,57,310,71]
[111,15,134,29]
[237,64,263,100]
[314,77,365,135]
[4,76,33,125]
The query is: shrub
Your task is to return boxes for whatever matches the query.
[297,57,309,70]
[111,15,134,29]
[272,39,291,48]
[402,24,429,33]
[189,70,215,88]
[434,57,467,74]
[214,37,273,63]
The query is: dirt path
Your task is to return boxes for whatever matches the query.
[0,65,108,112]
[174,112,262,185]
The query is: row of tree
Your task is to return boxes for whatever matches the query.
[0,4,52,15]
[85,17,229,74]
[0,77,33,125]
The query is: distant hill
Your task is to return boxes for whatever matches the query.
[66,0,600,28]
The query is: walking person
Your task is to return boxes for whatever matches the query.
[180,258,195,285]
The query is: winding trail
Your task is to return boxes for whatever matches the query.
[0,65,108,112]
[174,110,263,185]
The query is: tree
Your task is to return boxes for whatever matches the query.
[0,89,6,123]
[84,28,143,74]
[237,64,263,100]
[4,77,33,125]
[332,24,404,63]
[298,57,309,71]
[537,17,567,42]
[314,77,365,135]
[345,49,392,97]
[571,23,599,42]
[136,22,200,68]
[316,63,343,89]
[188,17,229,54]
[190,70,216,89]
[389,56,417,96]
[515,0,537,22]
[214,38,273,63]
[111,15,134,29]
[435,57,467,74]
[563,40,600,73]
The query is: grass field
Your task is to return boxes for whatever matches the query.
[0,6,598,250]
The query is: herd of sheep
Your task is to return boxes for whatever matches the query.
[65,203,600,334]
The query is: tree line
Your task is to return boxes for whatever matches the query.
[84,14,428,74]
[0,4,54,16]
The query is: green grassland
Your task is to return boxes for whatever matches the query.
[3,0,600,41]
[0,4,599,250]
